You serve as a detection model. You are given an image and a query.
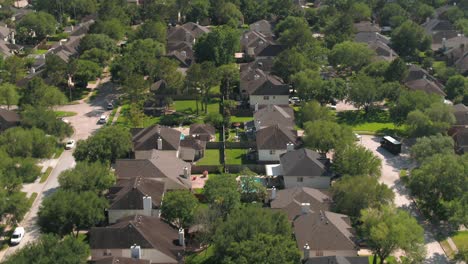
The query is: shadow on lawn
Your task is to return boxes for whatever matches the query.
[336,109,391,125]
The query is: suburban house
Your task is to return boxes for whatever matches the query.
[269,148,331,189]
[106,177,165,224]
[354,31,397,62]
[293,207,358,257]
[452,103,468,130]
[303,256,369,264]
[0,108,20,131]
[166,22,210,67]
[249,105,295,131]
[189,123,216,141]
[353,21,381,33]
[403,64,446,97]
[422,18,459,51]
[179,137,206,162]
[249,20,275,38]
[115,150,192,190]
[450,104,468,154]
[270,187,332,218]
[442,35,468,74]
[256,124,298,162]
[90,256,150,264]
[240,68,289,107]
[454,51,467,75]
[453,127,468,154]
[89,215,184,264]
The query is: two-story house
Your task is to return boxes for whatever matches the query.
[256,124,298,162]
[240,68,289,107]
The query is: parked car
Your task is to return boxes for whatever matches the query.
[355,133,362,141]
[65,139,76,149]
[10,227,25,245]
[107,102,114,110]
[289,97,301,106]
[98,115,108,124]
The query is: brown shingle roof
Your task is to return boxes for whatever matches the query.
[454,127,468,154]
[453,104,468,126]
[0,108,20,122]
[89,215,183,263]
[353,21,381,33]
[131,125,181,151]
[90,256,151,264]
[304,256,369,264]
[107,177,165,210]
[404,78,446,96]
[280,148,329,177]
[254,105,295,129]
[189,124,215,136]
[240,68,289,96]
[256,124,297,150]
[249,20,275,37]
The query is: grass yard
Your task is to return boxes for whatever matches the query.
[40,167,53,183]
[452,231,468,250]
[54,111,77,118]
[337,109,404,135]
[230,116,253,123]
[440,240,455,258]
[34,49,48,55]
[173,99,220,116]
[115,105,162,128]
[185,246,215,264]
[197,149,222,165]
[225,148,254,165]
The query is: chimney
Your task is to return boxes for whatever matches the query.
[255,120,261,129]
[254,74,260,80]
[303,243,310,260]
[271,186,276,200]
[254,103,259,112]
[143,196,152,216]
[157,137,162,150]
[442,37,447,50]
[130,244,141,259]
[286,142,294,152]
[10,31,15,45]
[181,50,186,58]
[178,228,185,247]
[30,67,36,74]
[426,17,430,23]
[183,167,189,178]
[301,203,310,214]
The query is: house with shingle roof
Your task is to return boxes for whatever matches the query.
[353,21,381,33]
[249,20,275,38]
[90,256,151,264]
[354,31,397,62]
[450,104,468,155]
[240,68,289,107]
[270,187,331,219]
[256,124,298,162]
[89,215,184,264]
[0,108,20,131]
[404,64,446,96]
[106,177,165,224]
[249,105,295,131]
[274,148,331,189]
[240,30,284,59]
[115,150,192,190]
[304,256,369,264]
[422,18,459,51]
[453,127,468,154]
[189,124,216,141]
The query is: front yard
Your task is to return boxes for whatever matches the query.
[337,109,405,135]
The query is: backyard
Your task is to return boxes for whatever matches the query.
[336,109,405,135]
[225,148,254,165]
[173,99,220,116]
[196,149,222,166]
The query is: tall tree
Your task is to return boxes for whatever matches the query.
[384,58,408,82]
[59,162,115,195]
[389,90,440,124]
[122,74,148,105]
[275,16,314,48]
[360,206,425,264]
[445,75,467,101]
[391,20,431,58]
[21,106,73,139]
[328,41,375,72]
[410,134,454,163]
[301,100,335,124]
[273,48,308,82]
[203,174,240,218]
[186,62,219,114]
[0,83,19,109]
[194,26,240,66]
[218,63,239,99]
[20,78,67,108]
[45,54,69,87]
[406,103,455,137]
[16,12,57,44]
[160,190,199,228]
[136,20,167,43]
[303,120,354,154]
[347,73,383,113]
[332,145,382,177]
[331,175,394,218]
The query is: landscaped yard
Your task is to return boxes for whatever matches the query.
[197,149,221,165]
[337,109,405,135]
[115,105,161,128]
[452,231,468,250]
[230,115,253,123]
[225,148,254,165]
[54,111,77,118]
[173,99,220,115]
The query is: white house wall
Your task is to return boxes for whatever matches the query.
[249,95,289,106]
[284,176,330,189]
[258,149,287,162]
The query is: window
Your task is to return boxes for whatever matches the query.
[263,96,269,100]
[269,150,276,155]
[297,177,304,182]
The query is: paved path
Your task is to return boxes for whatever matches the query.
[0,81,117,261]
[111,106,122,125]
[359,135,449,264]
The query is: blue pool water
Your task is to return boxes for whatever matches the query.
[180,134,185,140]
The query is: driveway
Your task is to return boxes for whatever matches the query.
[359,135,449,264]
[0,81,117,260]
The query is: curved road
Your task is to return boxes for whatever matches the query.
[1,81,117,261]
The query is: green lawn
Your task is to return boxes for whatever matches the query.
[40,167,53,183]
[225,148,254,165]
[34,49,48,55]
[197,149,221,165]
[452,231,468,250]
[54,111,77,118]
[185,246,215,264]
[230,116,253,123]
[173,99,220,115]
[115,105,161,128]
[337,109,404,135]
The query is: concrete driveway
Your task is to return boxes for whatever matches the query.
[0,81,118,260]
[359,135,449,264]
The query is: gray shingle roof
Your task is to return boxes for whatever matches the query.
[89,215,183,263]
[0,108,20,122]
[280,148,329,177]
[256,125,297,150]
[91,256,151,264]
[249,20,274,37]
[354,21,381,33]
[131,125,181,151]
[240,68,289,96]
[453,104,468,126]
[254,105,295,129]
[107,177,165,210]
[304,256,369,264]
[189,124,215,136]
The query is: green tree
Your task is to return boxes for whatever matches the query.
[275,16,314,48]
[204,112,224,128]
[0,127,55,158]
[79,34,116,54]
[273,48,308,82]
[380,3,408,27]
[0,83,19,109]
[122,74,148,105]
[2,55,27,83]
[45,54,69,87]
[360,206,425,264]
[445,75,467,101]
[455,18,468,35]
[186,62,220,114]
[391,20,431,58]
[136,20,167,43]
[20,78,67,108]
[1,191,29,224]
[384,58,408,82]
[301,100,335,123]
[160,190,199,228]
[389,90,440,124]
[80,48,111,67]
[194,26,240,66]
[186,0,211,22]
[347,73,383,113]
[408,154,468,226]
[331,175,394,218]
[151,57,184,93]
[350,2,371,21]
[410,134,454,163]
[38,190,108,236]
[363,61,390,78]
[203,174,240,217]
[333,145,382,177]
[73,126,132,163]
[91,18,126,40]
[240,175,266,203]
[212,206,298,262]
[21,106,73,139]
[323,14,354,48]
[213,2,243,26]
[17,12,57,44]
[406,103,455,137]
[329,41,374,72]
[71,59,102,87]
[58,162,115,194]
[34,0,97,20]
[218,63,239,99]
[303,120,354,154]
[3,234,89,264]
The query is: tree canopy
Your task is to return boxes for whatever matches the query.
[161,190,199,228]
[194,26,240,66]
[58,162,115,194]
[303,120,354,154]
[391,20,431,58]
[328,41,374,72]
[410,134,454,163]
[332,145,382,177]
[203,174,240,217]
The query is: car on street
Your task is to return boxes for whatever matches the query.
[65,139,76,149]
[98,115,108,124]
[107,102,114,110]
[355,133,362,141]
[10,227,25,245]
[60,117,70,124]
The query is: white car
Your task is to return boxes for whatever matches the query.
[10,227,25,245]
[61,117,70,124]
[355,133,362,141]
[65,139,76,149]
[98,115,108,124]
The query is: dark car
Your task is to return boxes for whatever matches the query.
[107,102,114,110]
